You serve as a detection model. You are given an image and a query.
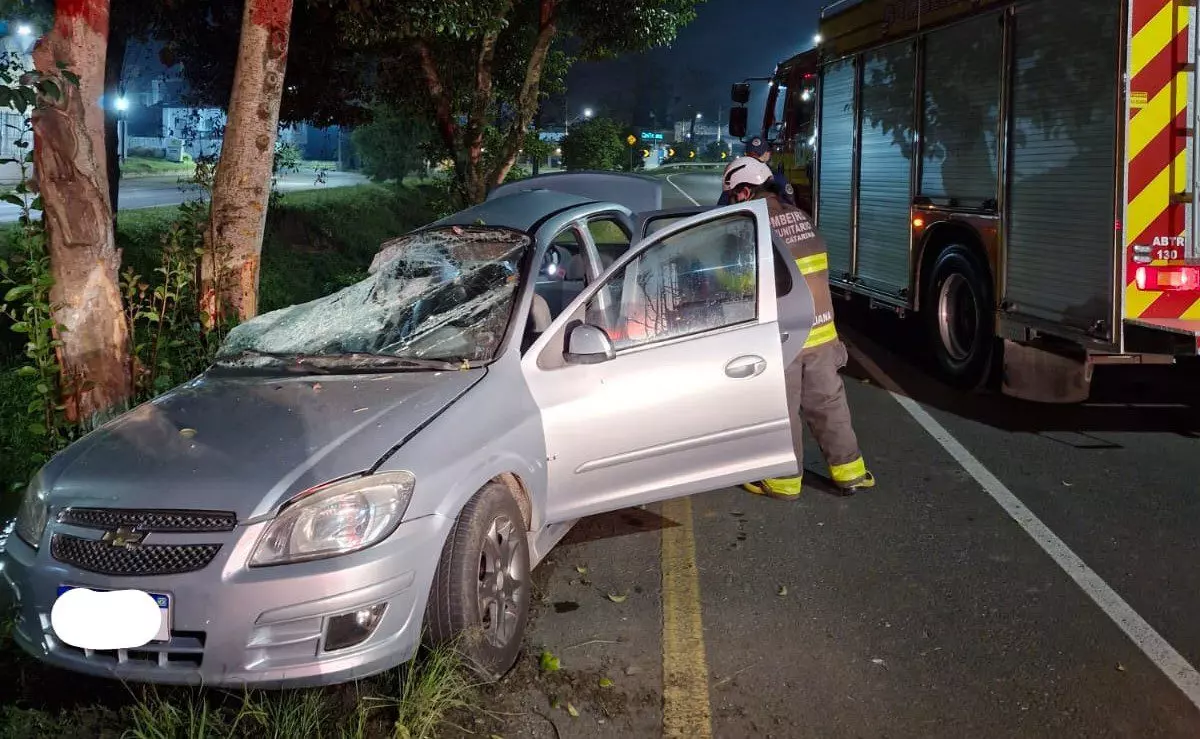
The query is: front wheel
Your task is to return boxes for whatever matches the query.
[425,482,531,681]
[924,246,996,390]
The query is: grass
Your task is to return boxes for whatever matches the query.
[0,629,479,738]
[120,156,197,178]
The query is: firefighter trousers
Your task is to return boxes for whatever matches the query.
[784,339,869,487]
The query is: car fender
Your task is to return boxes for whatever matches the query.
[374,355,549,531]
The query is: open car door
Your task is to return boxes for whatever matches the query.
[521,199,799,524]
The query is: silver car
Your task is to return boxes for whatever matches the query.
[1,172,814,688]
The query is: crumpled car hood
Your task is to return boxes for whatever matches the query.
[40,368,484,522]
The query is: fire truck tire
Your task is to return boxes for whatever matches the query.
[924,246,995,389]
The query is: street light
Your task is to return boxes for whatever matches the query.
[813,33,823,45]
[583,108,594,119]
[17,24,32,37]
[115,96,129,112]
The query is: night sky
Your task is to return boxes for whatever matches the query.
[562,0,823,131]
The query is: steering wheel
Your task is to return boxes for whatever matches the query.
[541,245,570,279]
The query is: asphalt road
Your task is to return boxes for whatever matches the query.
[0,169,367,223]
[459,172,1200,738]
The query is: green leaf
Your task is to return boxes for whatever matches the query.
[607,593,627,603]
[5,284,32,302]
[27,422,46,437]
[35,383,49,395]
[9,320,29,333]
[539,650,560,673]
[16,365,38,377]
[1,192,24,208]
[599,677,614,688]
[566,702,579,718]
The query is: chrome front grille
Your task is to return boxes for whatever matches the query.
[57,507,237,532]
[51,534,222,576]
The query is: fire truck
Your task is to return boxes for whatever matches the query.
[729,0,1200,403]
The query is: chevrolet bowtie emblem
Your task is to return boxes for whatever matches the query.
[102,526,145,548]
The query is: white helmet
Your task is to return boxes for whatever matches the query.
[723,156,772,194]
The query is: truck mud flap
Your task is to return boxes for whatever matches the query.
[1001,339,1093,404]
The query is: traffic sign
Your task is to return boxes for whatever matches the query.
[720,151,727,159]
[626,134,637,146]
[668,148,676,157]
[641,149,650,158]
[688,150,696,159]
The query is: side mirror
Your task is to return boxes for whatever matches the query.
[731,82,751,105]
[564,322,615,364]
[728,107,748,139]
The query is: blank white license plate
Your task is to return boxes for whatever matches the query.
[55,585,173,643]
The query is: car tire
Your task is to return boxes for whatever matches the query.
[924,245,996,390]
[425,481,530,681]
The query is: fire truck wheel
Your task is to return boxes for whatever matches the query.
[925,246,995,389]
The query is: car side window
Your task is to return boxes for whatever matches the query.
[584,214,758,352]
[586,217,632,272]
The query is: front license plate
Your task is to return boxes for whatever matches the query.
[55,585,173,643]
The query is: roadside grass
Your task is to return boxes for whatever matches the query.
[0,623,480,738]
[120,156,197,178]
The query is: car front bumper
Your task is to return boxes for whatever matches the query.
[0,513,451,689]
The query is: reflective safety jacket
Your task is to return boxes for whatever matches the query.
[760,193,837,355]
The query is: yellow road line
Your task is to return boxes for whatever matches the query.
[660,495,713,738]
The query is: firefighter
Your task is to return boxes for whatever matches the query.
[718,136,796,207]
[723,156,875,498]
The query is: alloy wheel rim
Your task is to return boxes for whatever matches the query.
[476,514,526,648]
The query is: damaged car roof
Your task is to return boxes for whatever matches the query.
[426,190,599,233]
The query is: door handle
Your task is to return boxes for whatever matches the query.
[725,355,767,379]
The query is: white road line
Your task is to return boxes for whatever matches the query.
[665,174,701,206]
[844,337,1200,712]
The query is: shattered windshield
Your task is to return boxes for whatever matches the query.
[214,226,532,371]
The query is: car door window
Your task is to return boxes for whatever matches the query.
[586,217,632,273]
[584,213,758,352]
[643,215,689,237]
[536,226,590,321]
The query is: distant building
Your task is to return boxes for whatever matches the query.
[673,120,728,146]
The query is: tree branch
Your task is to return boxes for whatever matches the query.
[490,0,558,187]
[414,39,458,156]
[464,5,511,160]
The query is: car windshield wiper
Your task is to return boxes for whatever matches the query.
[295,354,465,372]
[212,350,318,370]
[212,350,468,374]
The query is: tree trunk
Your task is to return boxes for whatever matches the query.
[103,30,127,217]
[202,0,294,326]
[31,0,132,422]
[488,0,558,189]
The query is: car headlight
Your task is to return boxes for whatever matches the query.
[14,476,48,550]
[249,471,415,567]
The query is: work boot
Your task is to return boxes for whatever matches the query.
[829,457,874,496]
[741,476,802,501]
[835,471,876,496]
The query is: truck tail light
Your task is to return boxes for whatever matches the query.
[1134,266,1200,291]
